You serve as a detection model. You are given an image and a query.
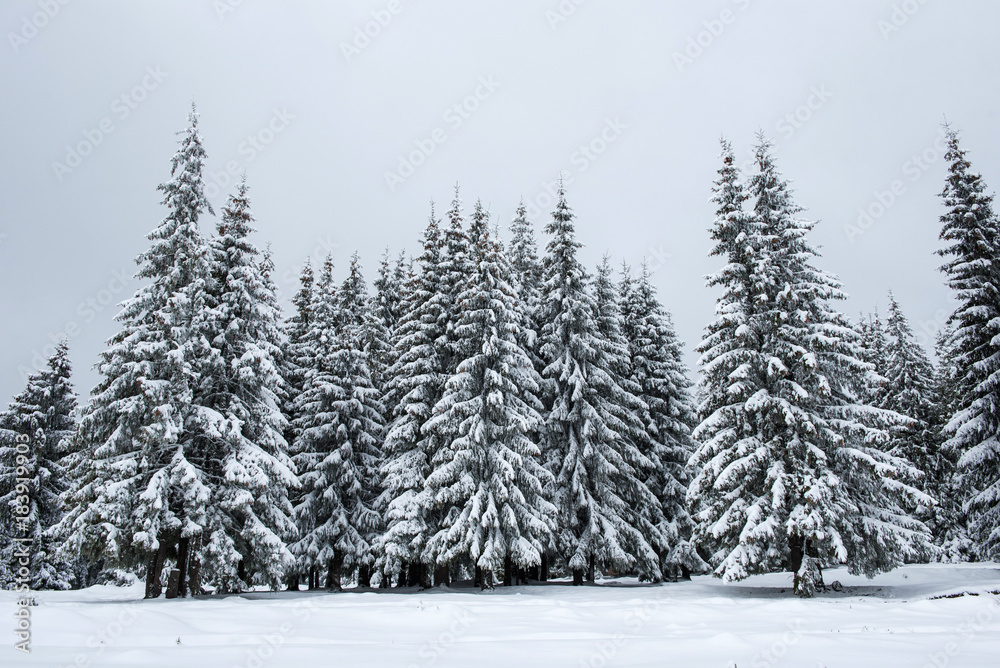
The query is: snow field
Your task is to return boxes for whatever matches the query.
[3,563,999,667]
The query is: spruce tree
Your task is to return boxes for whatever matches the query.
[538,184,660,585]
[936,126,1000,560]
[59,106,218,599]
[422,214,556,588]
[199,178,297,592]
[620,263,705,578]
[0,342,78,590]
[377,207,447,587]
[592,256,664,580]
[879,293,950,555]
[690,136,931,596]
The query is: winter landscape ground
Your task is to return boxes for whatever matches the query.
[4,563,1000,667]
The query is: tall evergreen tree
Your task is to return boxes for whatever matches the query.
[0,342,78,590]
[538,184,660,585]
[58,106,218,599]
[290,253,384,590]
[879,293,950,556]
[283,260,316,455]
[198,178,297,592]
[690,136,931,596]
[936,127,1000,560]
[422,215,556,588]
[592,256,664,580]
[620,263,705,578]
[377,207,447,587]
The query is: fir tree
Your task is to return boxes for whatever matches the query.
[198,178,297,592]
[58,106,218,599]
[538,184,660,585]
[936,126,1000,560]
[690,136,931,596]
[0,342,78,590]
[592,256,665,580]
[377,207,447,587]
[422,215,556,588]
[879,293,950,556]
[620,263,705,578]
[291,253,384,590]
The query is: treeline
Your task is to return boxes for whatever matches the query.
[1,109,997,598]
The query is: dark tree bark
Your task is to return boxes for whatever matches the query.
[187,537,202,596]
[165,569,181,598]
[358,564,372,588]
[175,536,190,597]
[144,538,168,599]
[326,551,343,591]
[286,572,300,591]
[587,554,595,583]
[540,553,549,581]
[503,555,513,587]
[474,565,482,589]
[572,568,584,586]
[481,568,494,591]
[434,562,450,587]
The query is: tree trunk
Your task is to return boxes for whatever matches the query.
[434,562,450,587]
[587,554,595,583]
[187,537,202,596]
[358,563,371,588]
[286,571,300,591]
[503,555,513,587]
[406,561,420,587]
[540,553,549,581]
[474,565,482,589]
[789,534,804,576]
[572,568,584,586]
[165,569,181,598]
[326,551,343,591]
[237,558,248,590]
[481,568,494,591]
[144,539,168,599]
[175,536,190,597]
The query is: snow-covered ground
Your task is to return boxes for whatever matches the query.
[3,563,999,667]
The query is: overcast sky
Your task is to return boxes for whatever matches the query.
[1,0,998,406]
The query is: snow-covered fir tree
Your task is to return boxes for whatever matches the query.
[199,178,297,592]
[879,293,952,556]
[376,207,447,587]
[936,126,1000,560]
[0,342,78,590]
[538,184,661,585]
[507,201,545,372]
[933,325,972,560]
[290,252,384,589]
[58,106,219,599]
[591,256,664,580]
[422,209,556,588]
[690,136,932,596]
[855,309,889,407]
[283,260,316,457]
[368,249,407,392]
[619,263,705,579]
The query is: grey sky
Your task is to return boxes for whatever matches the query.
[1,0,998,406]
